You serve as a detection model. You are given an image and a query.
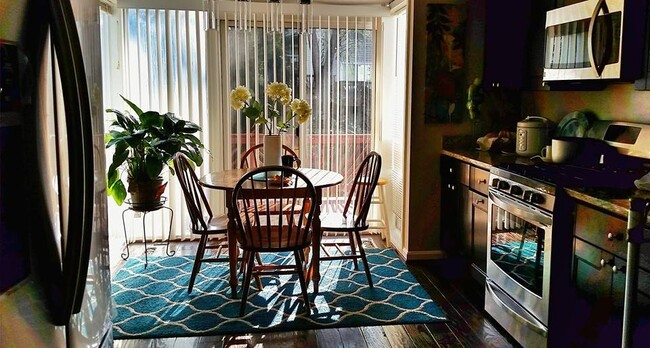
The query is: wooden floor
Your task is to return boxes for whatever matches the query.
[110,236,518,348]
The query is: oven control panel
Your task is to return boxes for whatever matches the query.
[489,168,555,213]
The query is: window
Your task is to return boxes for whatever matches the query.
[223,16,378,202]
[108,6,381,239]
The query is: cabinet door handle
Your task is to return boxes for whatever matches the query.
[612,265,626,273]
[607,232,623,241]
[479,179,487,184]
[600,258,614,269]
[475,199,485,205]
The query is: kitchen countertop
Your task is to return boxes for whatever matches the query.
[441,147,650,219]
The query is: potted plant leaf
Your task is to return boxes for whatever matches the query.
[105,95,205,209]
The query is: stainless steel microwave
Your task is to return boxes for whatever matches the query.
[543,0,646,83]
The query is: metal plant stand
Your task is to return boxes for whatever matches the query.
[121,197,174,268]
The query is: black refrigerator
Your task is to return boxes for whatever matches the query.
[0,0,112,346]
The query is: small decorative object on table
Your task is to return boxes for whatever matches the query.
[229,82,312,167]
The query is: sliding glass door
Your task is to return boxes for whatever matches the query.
[223,16,377,203]
[112,8,380,240]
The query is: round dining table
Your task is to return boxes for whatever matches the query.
[199,167,344,297]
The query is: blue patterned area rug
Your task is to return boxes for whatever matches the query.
[111,248,447,339]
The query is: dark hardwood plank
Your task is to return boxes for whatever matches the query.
[402,324,439,348]
[221,334,252,347]
[439,279,513,347]
[315,328,344,348]
[114,338,176,348]
[425,322,462,347]
[360,326,391,348]
[172,336,221,348]
[405,263,484,347]
[410,262,513,348]
[253,330,319,348]
[337,327,368,348]
[382,325,416,348]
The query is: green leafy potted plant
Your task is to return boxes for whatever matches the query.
[105,95,205,208]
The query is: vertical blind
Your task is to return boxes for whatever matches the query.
[114,8,379,241]
[117,8,210,242]
[221,14,378,209]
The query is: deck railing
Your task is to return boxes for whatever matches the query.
[230,133,372,210]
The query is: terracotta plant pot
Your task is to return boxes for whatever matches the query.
[127,177,167,210]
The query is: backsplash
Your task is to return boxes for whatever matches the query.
[522,84,650,125]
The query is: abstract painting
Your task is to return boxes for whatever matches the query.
[424,4,467,124]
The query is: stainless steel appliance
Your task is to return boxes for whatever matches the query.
[516,116,553,157]
[543,0,646,82]
[486,121,650,347]
[486,167,555,348]
[0,0,111,346]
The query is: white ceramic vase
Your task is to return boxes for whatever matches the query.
[263,134,282,167]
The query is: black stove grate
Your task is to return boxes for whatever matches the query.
[496,161,650,190]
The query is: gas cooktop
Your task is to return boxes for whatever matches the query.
[495,121,650,191]
[496,161,650,190]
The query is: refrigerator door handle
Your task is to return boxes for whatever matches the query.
[48,0,94,320]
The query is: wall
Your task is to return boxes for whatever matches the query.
[522,85,650,124]
[378,11,409,252]
[404,0,482,259]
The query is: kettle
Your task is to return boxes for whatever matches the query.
[516,116,553,157]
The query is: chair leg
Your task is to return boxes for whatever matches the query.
[348,232,359,270]
[239,251,256,316]
[354,230,373,287]
[298,248,306,271]
[294,251,311,314]
[239,251,248,275]
[188,234,208,293]
[254,252,264,290]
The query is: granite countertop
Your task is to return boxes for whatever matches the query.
[440,148,509,170]
[440,147,537,170]
[564,188,650,220]
[441,147,650,219]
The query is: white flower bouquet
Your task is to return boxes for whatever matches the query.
[230,82,312,135]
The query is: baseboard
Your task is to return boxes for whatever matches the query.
[401,249,448,261]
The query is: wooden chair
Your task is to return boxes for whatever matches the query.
[240,143,301,169]
[240,143,303,215]
[231,166,317,316]
[174,153,262,293]
[319,151,382,287]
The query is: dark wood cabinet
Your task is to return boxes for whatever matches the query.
[568,203,650,347]
[440,155,488,289]
[440,155,469,254]
[523,0,558,90]
[483,0,532,90]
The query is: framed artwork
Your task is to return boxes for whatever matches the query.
[424,3,467,124]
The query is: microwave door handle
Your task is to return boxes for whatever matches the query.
[588,0,613,76]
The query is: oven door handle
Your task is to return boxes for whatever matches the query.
[489,190,552,227]
[486,279,548,337]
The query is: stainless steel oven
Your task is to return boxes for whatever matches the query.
[485,167,555,348]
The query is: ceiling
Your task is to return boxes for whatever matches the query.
[246,0,392,5]
[312,0,390,4]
